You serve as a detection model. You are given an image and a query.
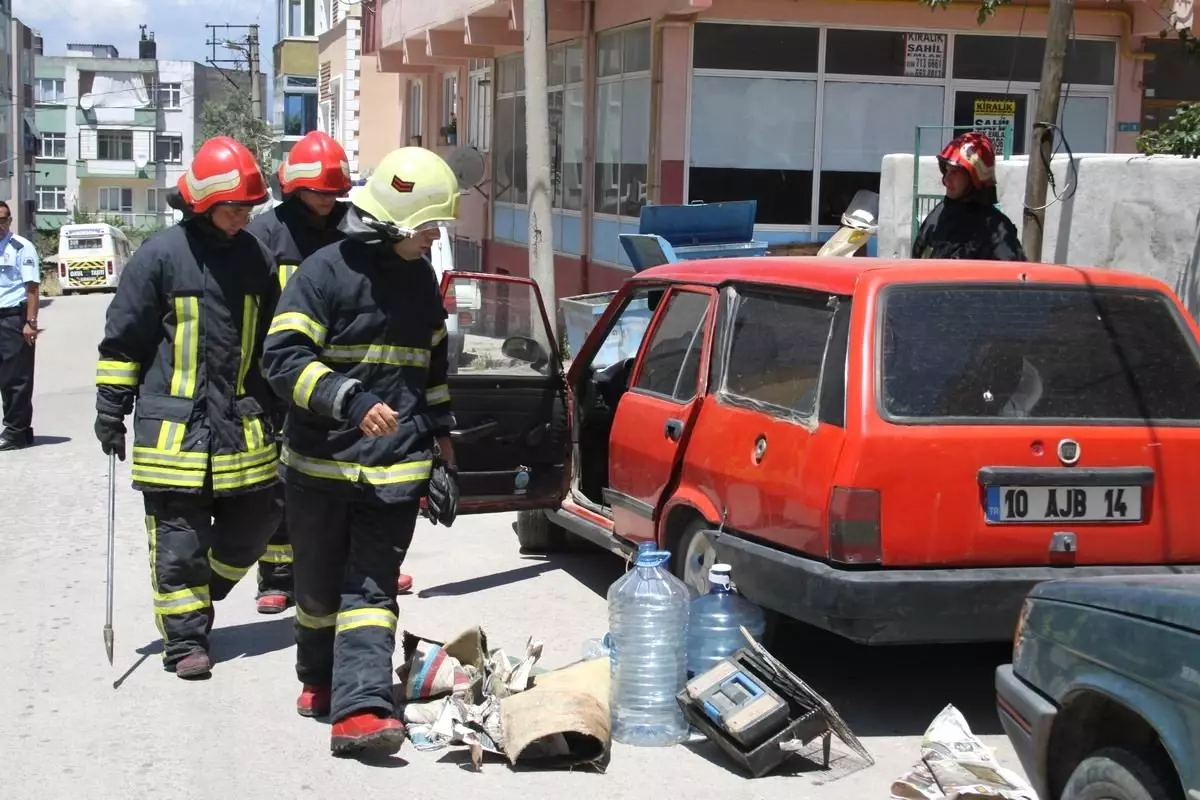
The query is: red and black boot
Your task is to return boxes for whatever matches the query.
[330,711,406,756]
[256,592,294,615]
[297,684,332,717]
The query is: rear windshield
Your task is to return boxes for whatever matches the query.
[68,237,104,250]
[880,285,1200,422]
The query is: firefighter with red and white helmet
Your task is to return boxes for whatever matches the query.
[912,131,1027,261]
[245,132,420,614]
[93,135,282,679]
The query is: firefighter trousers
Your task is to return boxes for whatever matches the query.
[287,482,418,722]
[257,484,293,597]
[143,487,281,668]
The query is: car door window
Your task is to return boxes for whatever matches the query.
[587,288,659,371]
[722,289,834,417]
[633,290,711,401]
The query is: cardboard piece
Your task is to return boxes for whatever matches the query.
[499,656,612,770]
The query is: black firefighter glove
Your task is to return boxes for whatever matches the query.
[426,459,459,528]
[94,413,127,461]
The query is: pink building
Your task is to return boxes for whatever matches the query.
[365,0,1186,300]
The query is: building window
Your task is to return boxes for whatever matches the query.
[97,131,134,161]
[155,134,183,163]
[147,188,168,214]
[594,26,651,218]
[284,93,319,136]
[494,41,586,211]
[442,72,458,131]
[408,80,423,143]
[99,187,134,214]
[467,59,491,153]
[38,132,65,159]
[279,0,316,38]
[36,78,65,104]
[36,185,66,212]
[157,83,182,109]
[330,76,342,141]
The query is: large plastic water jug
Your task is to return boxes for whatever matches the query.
[685,563,767,679]
[607,549,690,746]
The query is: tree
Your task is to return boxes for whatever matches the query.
[1137,102,1200,157]
[199,88,275,179]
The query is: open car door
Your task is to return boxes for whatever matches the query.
[439,271,570,514]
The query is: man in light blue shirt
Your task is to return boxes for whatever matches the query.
[0,200,41,450]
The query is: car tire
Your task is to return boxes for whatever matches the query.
[515,509,566,554]
[1061,747,1178,800]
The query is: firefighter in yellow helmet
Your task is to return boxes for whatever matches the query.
[262,146,460,756]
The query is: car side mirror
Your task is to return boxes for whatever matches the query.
[501,335,549,369]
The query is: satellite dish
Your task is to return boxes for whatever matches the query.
[444,146,485,192]
[79,93,96,111]
[134,155,149,170]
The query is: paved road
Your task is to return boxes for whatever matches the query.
[0,293,1026,799]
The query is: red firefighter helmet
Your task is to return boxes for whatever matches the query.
[279,131,351,195]
[176,136,269,214]
[938,131,997,189]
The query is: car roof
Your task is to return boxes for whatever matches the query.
[631,258,1176,297]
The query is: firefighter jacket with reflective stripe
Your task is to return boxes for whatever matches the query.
[261,238,453,504]
[247,198,347,433]
[246,198,347,292]
[95,220,281,496]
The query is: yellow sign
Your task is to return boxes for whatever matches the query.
[974,99,1017,116]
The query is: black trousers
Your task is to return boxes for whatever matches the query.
[143,487,281,668]
[0,313,34,439]
[287,482,418,722]
[257,484,293,597]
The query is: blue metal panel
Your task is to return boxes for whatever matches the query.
[561,214,583,255]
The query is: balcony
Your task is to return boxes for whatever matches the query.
[77,107,158,127]
[76,160,156,179]
[76,210,177,230]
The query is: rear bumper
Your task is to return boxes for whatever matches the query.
[996,664,1058,800]
[710,532,1200,644]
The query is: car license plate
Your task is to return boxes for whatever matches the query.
[985,485,1143,524]
[70,268,104,278]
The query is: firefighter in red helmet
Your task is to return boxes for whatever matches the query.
[93,136,282,679]
[246,131,416,615]
[912,131,1026,261]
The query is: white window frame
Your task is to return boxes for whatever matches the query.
[441,72,458,131]
[593,25,652,222]
[155,134,184,164]
[157,83,182,110]
[35,185,66,212]
[38,132,66,159]
[467,59,492,152]
[35,78,65,104]
[98,186,133,214]
[280,0,317,38]
[146,187,169,214]
[685,21,1119,240]
[283,87,319,137]
[408,80,423,144]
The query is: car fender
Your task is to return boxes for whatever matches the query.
[1051,666,1194,791]
[658,488,721,543]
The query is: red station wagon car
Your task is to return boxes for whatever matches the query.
[439,259,1200,645]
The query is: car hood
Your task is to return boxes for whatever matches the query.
[1031,575,1200,632]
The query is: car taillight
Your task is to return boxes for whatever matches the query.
[828,487,882,564]
[458,311,473,327]
[58,264,66,278]
[1012,598,1032,660]
[443,289,457,314]
[106,260,114,275]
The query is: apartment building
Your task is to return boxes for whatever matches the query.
[274,0,323,165]
[372,0,1183,302]
[2,6,37,238]
[316,0,402,178]
[33,34,255,231]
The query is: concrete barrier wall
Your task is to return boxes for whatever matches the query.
[879,153,1200,315]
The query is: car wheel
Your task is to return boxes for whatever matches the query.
[673,519,718,598]
[1061,747,1178,800]
[515,509,566,554]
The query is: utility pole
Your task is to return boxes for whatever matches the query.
[523,0,556,335]
[1020,0,1074,262]
[248,25,262,121]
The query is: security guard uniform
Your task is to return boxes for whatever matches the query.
[0,223,40,451]
[262,146,459,755]
[246,130,352,612]
[94,136,282,678]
